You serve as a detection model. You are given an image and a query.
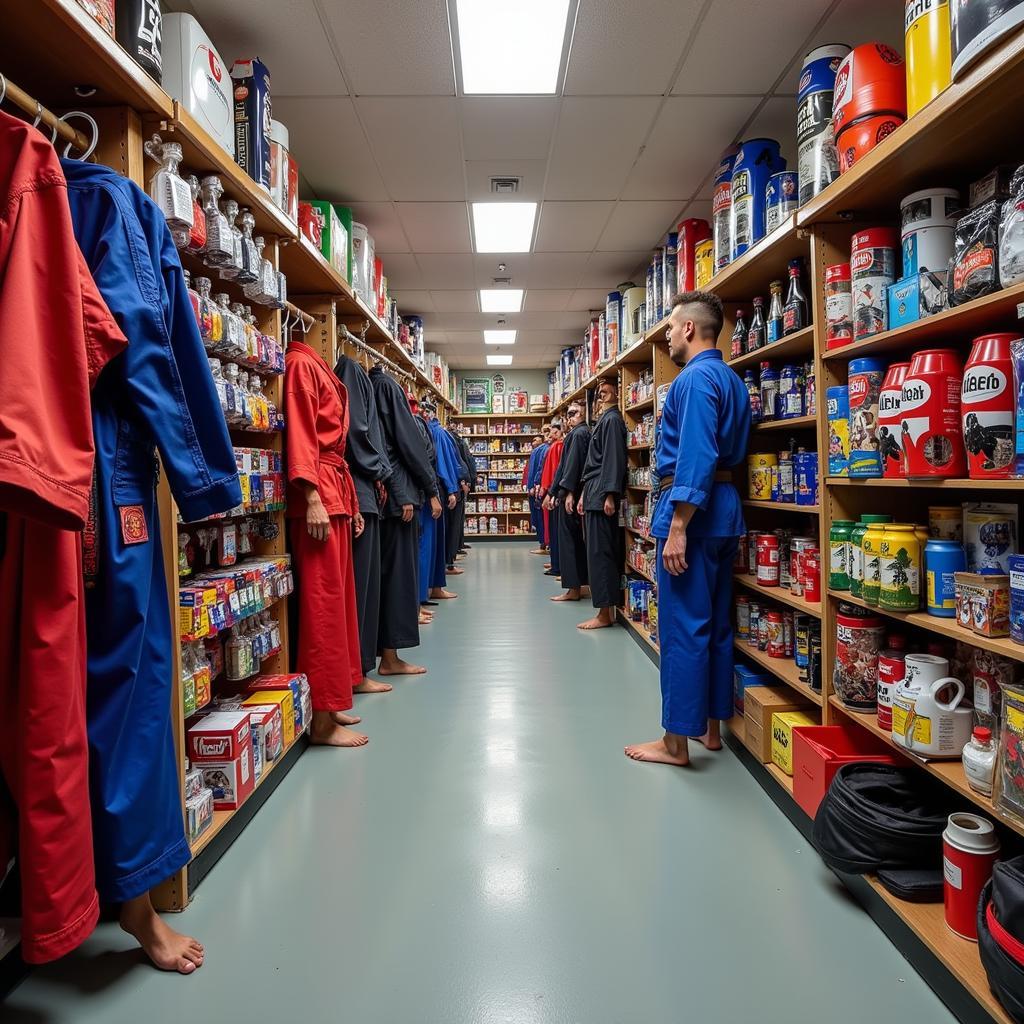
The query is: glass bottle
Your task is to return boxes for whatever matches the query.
[208,358,229,417]
[215,293,245,358]
[744,368,762,424]
[195,277,221,348]
[225,624,245,681]
[747,296,766,352]
[783,258,808,336]
[223,362,243,425]
[759,361,780,421]
[231,302,257,364]
[184,269,201,330]
[198,177,232,266]
[275,267,288,310]
[185,175,207,254]
[237,370,256,427]
[219,199,245,280]
[143,136,193,246]
[767,279,785,344]
[730,309,747,359]
[237,209,261,285]
[244,236,269,304]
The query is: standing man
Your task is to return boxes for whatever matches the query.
[626,291,749,767]
[445,423,474,573]
[552,403,590,602]
[421,402,461,601]
[578,381,627,629]
[539,420,564,577]
[527,428,550,555]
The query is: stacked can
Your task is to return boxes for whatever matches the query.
[848,357,887,476]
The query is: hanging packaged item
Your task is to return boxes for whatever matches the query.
[796,44,850,205]
[116,0,162,82]
[901,348,967,478]
[852,228,898,341]
[712,147,739,272]
[765,171,799,234]
[676,218,712,292]
[962,333,1018,478]
[901,187,960,275]
[827,385,850,476]
[949,200,1002,305]
[825,263,853,348]
[878,362,910,477]
[833,607,886,710]
[143,136,193,248]
[905,1,952,117]
[951,0,1024,79]
[964,502,1018,573]
[1000,164,1024,287]
[231,57,273,193]
[848,357,886,477]
[161,13,234,155]
[729,138,785,261]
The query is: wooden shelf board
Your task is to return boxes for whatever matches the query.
[822,283,1024,364]
[625,396,656,414]
[827,589,1024,664]
[644,317,671,344]
[753,414,817,432]
[452,412,548,419]
[727,325,816,371]
[620,611,660,655]
[734,637,823,706]
[726,714,746,743]
[628,483,652,492]
[743,499,820,513]
[708,216,808,302]
[627,562,656,585]
[827,476,1024,490]
[798,26,1024,227]
[460,432,544,438]
[735,573,822,618]
[625,525,654,542]
[628,442,653,451]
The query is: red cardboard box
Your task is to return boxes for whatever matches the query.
[187,711,252,763]
[199,749,254,810]
[792,724,897,819]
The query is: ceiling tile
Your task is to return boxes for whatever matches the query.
[568,288,611,311]
[535,201,615,253]
[556,311,591,330]
[352,202,408,253]
[578,251,649,289]
[273,97,388,201]
[320,0,455,96]
[430,290,481,313]
[743,96,798,160]
[460,99,559,162]
[396,203,471,252]
[673,0,833,95]
[621,96,759,200]
[391,290,435,313]
[374,253,423,289]
[564,0,702,95]
[464,160,548,202]
[181,0,348,97]
[597,200,684,251]
[523,253,591,289]
[356,98,464,200]
[545,98,660,201]
[524,290,574,312]
[414,253,476,290]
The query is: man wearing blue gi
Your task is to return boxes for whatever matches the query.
[527,427,550,554]
[422,402,462,600]
[626,291,749,767]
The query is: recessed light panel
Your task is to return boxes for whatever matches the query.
[484,330,517,345]
[486,354,514,366]
[479,289,524,312]
[471,203,537,253]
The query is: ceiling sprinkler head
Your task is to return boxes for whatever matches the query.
[497,262,507,273]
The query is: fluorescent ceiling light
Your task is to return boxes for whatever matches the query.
[479,289,524,312]
[484,330,517,345]
[456,0,572,94]
[487,354,513,366]
[472,203,537,253]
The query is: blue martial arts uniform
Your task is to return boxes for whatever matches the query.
[527,443,549,545]
[427,417,463,588]
[63,161,241,901]
[651,349,750,736]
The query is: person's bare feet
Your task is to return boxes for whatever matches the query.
[530,548,546,555]
[419,611,433,624]
[331,710,362,725]
[448,566,465,575]
[311,712,368,747]
[551,588,581,602]
[378,656,427,676]
[578,610,614,630]
[690,727,722,751]
[430,588,458,600]
[119,894,204,975]
[543,563,551,569]
[624,738,690,766]
[354,678,393,694]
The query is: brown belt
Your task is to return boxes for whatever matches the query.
[658,470,731,492]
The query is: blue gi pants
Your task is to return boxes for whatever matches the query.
[530,498,546,546]
[656,535,738,736]
[419,506,436,602]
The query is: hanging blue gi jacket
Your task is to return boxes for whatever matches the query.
[62,160,241,902]
[426,417,462,586]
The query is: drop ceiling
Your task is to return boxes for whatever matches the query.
[169,0,903,369]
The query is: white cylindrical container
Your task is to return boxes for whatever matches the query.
[351,222,370,304]
[901,187,960,276]
[269,119,290,215]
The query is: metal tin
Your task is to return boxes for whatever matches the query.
[906,0,952,117]
[878,361,911,477]
[760,363,780,420]
[925,538,967,617]
[712,147,739,272]
[662,233,678,311]
[748,453,777,500]
[804,554,822,602]
[827,386,851,476]
[758,610,769,651]
[877,649,907,729]
[879,523,922,611]
[747,532,761,575]
[809,629,823,691]
[825,263,854,348]
[777,528,793,589]
[778,452,795,503]
[795,614,810,668]
[852,228,898,341]
[830,521,855,591]
[604,290,622,362]
[791,537,817,596]
[694,238,715,289]
[862,522,888,606]
[766,171,800,234]
[902,348,967,477]
[757,533,780,587]
[736,594,751,638]
[1010,553,1024,644]
[848,357,887,477]
[783,609,795,657]
[780,364,804,419]
[962,333,1018,479]
[797,44,850,204]
[730,138,785,261]
[850,515,892,599]
[676,219,710,293]
[767,611,785,658]
[929,505,963,541]
[901,186,959,275]
[748,601,761,646]
[794,449,819,505]
[834,608,887,710]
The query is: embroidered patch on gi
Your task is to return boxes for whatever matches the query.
[119,504,149,545]
[83,470,99,587]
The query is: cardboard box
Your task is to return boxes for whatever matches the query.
[887,270,948,330]
[306,201,349,283]
[249,673,305,732]
[187,711,253,762]
[743,685,811,763]
[244,702,284,769]
[243,690,295,746]
[734,664,775,716]
[771,711,817,776]
[200,749,254,810]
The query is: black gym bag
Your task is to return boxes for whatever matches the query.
[979,857,1024,1024]
[812,763,955,899]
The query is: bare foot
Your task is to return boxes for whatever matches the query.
[690,732,722,751]
[530,548,546,555]
[419,612,433,624]
[119,894,204,975]
[448,566,465,575]
[551,589,581,602]
[331,710,363,725]
[378,657,427,676]
[311,712,367,747]
[578,613,614,630]
[624,738,690,766]
[354,678,393,694]
[543,563,551,569]
[430,588,459,600]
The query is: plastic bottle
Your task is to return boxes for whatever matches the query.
[963,727,996,796]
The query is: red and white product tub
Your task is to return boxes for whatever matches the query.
[961,333,1019,479]
[900,348,967,478]
[944,812,1000,940]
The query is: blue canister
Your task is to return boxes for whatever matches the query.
[794,449,819,506]
[712,147,739,272]
[779,364,804,419]
[1010,554,1024,643]
[730,138,786,261]
[778,452,795,503]
[662,232,678,308]
[765,171,800,235]
[925,540,967,618]
[796,44,849,206]
[826,385,850,476]
[759,364,780,421]
[645,262,656,331]
[652,249,664,323]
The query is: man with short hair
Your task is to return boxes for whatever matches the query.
[539,420,564,577]
[626,291,750,767]
[551,402,590,602]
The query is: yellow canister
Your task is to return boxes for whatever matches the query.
[862,522,889,607]
[748,453,777,501]
[694,239,715,289]
[905,0,951,117]
[879,524,922,611]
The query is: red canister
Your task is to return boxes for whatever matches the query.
[878,362,911,477]
[767,611,785,658]
[962,333,1020,480]
[832,43,907,135]
[676,218,712,293]
[876,649,906,730]
[756,533,780,586]
[943,813,1000,941]
[837,113,906,174]
[901,348,967,478]
[825,263,853,349]
[803,552,821,602]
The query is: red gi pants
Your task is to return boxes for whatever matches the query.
[0,513,99,963]
[290,516,362,712]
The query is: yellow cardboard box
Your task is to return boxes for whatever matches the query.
[243,691,295,747]
[771,711,816,776]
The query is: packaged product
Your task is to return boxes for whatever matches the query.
[188,711,252,762]
[955,571,1011,637]
[78,0,114,35]
[999,164,1024,288]
[186,788,214,843]
[184,766,205,801]
[200,753,254,811]
[970,164,1017,208]
[949,200,1001,305]
[963,502,1018,573]
[995,682,1024,821]
[231,57,273,193]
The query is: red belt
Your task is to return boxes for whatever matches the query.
[987,903,1024,966]
[320,451,344,467]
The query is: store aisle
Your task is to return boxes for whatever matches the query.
[8,545,954,1024]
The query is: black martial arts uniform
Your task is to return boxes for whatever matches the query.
[450,429,475,553]
[581,406,628,609]
[370,367,437,650]
[553,421,591,590]
[336,355,392,676]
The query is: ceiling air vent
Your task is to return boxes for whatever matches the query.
[492,276,513,285]
[489,176,521,194]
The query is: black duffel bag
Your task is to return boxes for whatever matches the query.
[979,857,1024,1024]
[812,763,955,898]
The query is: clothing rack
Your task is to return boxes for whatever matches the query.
[0,72,92,153]
[338,324,415,385]
[283,300,315,330]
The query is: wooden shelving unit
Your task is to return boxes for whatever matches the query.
[743,499,820,513]
[734,573,821,618]
[727,325,815,371]
[734,638,823,707]
[753,414,817,432]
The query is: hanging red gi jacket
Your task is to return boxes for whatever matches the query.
[540,438,564,540]
[0,111,127,963]
[285,341,362,712]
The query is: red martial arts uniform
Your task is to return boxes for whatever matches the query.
[285,341,362,712]
[539,438,564,542]
[0,112,127,963]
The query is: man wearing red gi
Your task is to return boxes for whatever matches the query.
[286,340,367,747]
